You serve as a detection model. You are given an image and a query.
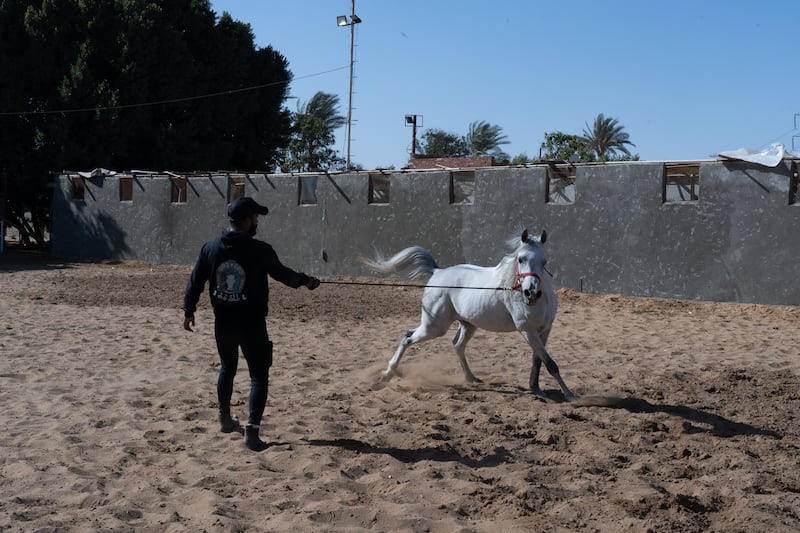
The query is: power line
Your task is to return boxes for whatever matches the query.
[760,114,800,149]
[0,65,349,117]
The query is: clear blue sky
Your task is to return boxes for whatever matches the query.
[210,0,799,170]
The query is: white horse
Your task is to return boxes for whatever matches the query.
[361,229,577,401]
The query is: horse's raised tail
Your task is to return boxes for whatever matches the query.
[360,246,439,280]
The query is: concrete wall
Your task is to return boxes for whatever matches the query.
[50,160,800,305]
[407,154,494,169]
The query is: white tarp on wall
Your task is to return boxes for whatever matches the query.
[715,142,800,167]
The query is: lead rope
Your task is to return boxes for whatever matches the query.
[318,279,513,291]
[318,262,553,292]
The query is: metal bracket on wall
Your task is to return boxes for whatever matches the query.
[794,114,800,151]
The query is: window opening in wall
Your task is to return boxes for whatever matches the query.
[546,164,576,204]
[298,176,318,205]
[368,173,390,204]
[663,163,700,202]
[171,176,187,204]
[790,161,798,205]
[449,171,474,205]
[119,176,132,202]
[227,175,245,202]
[71,176,85,201]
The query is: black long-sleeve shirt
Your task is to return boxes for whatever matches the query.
[183,230,309,318]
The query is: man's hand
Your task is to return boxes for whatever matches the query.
[184,315,195,332]
[306,276,321,290]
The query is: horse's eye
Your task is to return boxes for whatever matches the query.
[518,257,524,264]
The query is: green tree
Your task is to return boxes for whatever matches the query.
[417,129,469,157]
[493,153,511,165]
[298,92,346,131]
[465,120,509,157]
[284,113,340,171]
[284,91,344,171]
[580,113,635,160]
[540,132,596,162]
[510,153,530,165]
[0,0,293,246]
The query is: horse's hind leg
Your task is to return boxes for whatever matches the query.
[382,322,447,380]
[452,321,480,383]
[382,329,415,380]
[383,314,452,380]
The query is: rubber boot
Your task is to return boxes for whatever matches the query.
[244,425,268,451]
[219,412,240,433]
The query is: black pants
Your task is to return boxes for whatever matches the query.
[213,315,273,427]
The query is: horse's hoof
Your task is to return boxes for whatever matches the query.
[530,388,558,402]
[381,370,394,382]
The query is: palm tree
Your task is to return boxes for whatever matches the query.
[581,114,635,159]
[465,120,509,156]
[286,92,345,171]
[297,92,346,130]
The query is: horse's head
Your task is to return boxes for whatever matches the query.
[512,229,548,306]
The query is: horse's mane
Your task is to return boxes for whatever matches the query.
[498,230,536,289]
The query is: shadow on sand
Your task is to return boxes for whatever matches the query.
[569,394,782,438]
[305,438,511,468]
[0,247,77,273]
[450,381,782,439]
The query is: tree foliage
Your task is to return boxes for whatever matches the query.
[465,120,509,157]
[285,110,339,171]
[418,121,509,160]
[510,153,530,165]
[0,0,293,246]
[297,92,346,131]
[580,113,635,159]
[417,129,469,157]
[540,132,596,162]
[284,91,344,171]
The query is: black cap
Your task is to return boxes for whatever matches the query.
[228,197,269,221]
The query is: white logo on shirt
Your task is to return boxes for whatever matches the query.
[213,260,247,303]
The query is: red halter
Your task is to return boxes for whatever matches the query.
[511,262,541,292]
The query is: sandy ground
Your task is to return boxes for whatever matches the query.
[1,250,799,532]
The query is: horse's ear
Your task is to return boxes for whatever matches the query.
[521,229,529,243]
[539,230,547,244]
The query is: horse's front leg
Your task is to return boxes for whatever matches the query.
[529,356,543,395]
[522,331,577,401]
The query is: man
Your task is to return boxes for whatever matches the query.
[183,197,320,451]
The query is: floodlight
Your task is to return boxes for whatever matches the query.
[336,15,348,27]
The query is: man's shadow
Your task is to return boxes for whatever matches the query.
[305,438,512,468]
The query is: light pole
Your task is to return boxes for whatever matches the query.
[405,114,422,157]
[794,113,799,152]
[337,1,362,171]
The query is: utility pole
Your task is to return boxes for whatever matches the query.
[337,1,361,171]
[405,114,422,158]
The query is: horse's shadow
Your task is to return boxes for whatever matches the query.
[305,438,511,468]
[584,395,782,438]
[456,384,781,439]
